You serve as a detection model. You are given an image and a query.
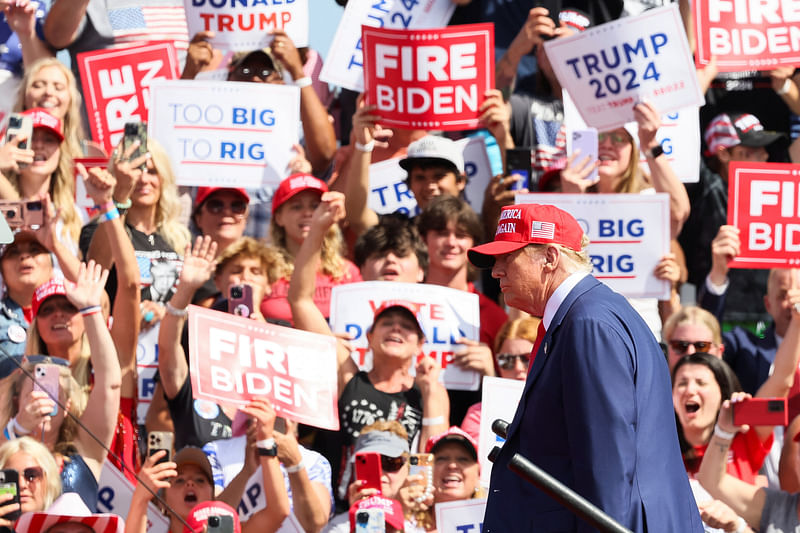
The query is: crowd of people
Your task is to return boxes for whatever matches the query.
[0,0,799,531]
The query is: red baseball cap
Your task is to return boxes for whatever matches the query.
[32,278,68,318]
[194,187,250,210]
[22,108,64,143]
[271,173,328,215]
[183,501,241,533]
[425,426,478,461]
[372,300,425,338]
[348,496,405,532]
[468,203,584,269]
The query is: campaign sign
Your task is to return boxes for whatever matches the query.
[320,0,456,93]
[478,376,524,488]
[187,306,339,430]
[97,463,169,533]
[694,0,800,71]
[516,193,671,299]
[329,281,481,391]
[367,157,417,216]
[148,80,300,188]
[184,0,308,51]
[434,499,486,533]
[727,162,800,269]
[78,42,180,153]
[626,107,701,184]
[367,136,492,217]
[544,4,703,131]
[362,23,495,131]
[136,325,160,425]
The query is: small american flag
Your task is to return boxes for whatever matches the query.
[531,221,556,240]
[108,4,189,51]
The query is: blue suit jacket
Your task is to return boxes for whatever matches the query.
[483,276,702,532]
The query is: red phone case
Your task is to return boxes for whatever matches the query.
[732,397,787,427]
[355,452,383,494]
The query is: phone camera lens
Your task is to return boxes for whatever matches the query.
[208,517,220,527]
[231,287,242,298]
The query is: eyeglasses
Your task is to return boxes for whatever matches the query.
[381,455,407,473]
[598,132,630,145]
[668,340,713,355]
[21,467,43,483]
[232,65,277,82]
[496,353,531,370]
[204,198,248,216]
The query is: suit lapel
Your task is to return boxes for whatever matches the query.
[505,276,600,440]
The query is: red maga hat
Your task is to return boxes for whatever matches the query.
[194,187,250,209]
[22,108,64,143]
[468,204,584,269]
[271,173,328,215]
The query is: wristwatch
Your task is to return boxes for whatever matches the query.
[649,145,665,159]
[256,438,278,456]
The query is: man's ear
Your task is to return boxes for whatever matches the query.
[457,173,467,191]
[544,245,560,271]
[716,146,732,164]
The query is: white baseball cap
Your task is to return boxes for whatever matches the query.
[399,135,465,175]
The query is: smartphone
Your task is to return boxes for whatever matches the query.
[354,452,383,494]
[273,416,287,435]
[147,431,174,465]
[732,397,787,427]
[0,200,43,229]
[0,470,20,522]
[567,128,599,183]
[505,148,532,191]
[34,364,59,416]
[409,453,433,499]
[123,122,148,167]
[6,113,33,151]
[354,508,384,533]
[228,284,254,318]
[207,515,234,533]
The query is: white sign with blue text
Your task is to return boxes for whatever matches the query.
[320,0,456,92]
[545,3,703,131]
[184,0,308,51]
[478,376,524,488]
[98,463,169,533]
[148,80,300,188]
[435,498,486,533]
[516,193,671,299]
[329,281,481,391]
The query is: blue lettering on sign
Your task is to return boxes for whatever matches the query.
[393,181,413,202]
[372,185,389,206]
[142,377,156,398]
[465,161,477,178]
[660,138,673,155]
[231,107,275,127]
[193,0,293,5]
[238,482,262,515]
[97,487,115,512]
[591,254,634,273]
[598,219,644,238]
[667,112,679,120]
[345,323,363,340]
[220,142,265,160]
[565,33,668,79]
[456,524,483,532]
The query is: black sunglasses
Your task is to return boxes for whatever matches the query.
[232,65,277,81]
[381,455,407,473]
[21,467,43,483]
[496,353,531,370]
[668,340,713,355]
[204,198,248,216]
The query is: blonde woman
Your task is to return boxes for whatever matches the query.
[0,436,62,512]
[15,57,104,158]
[262,173,360,323]
[662,305,725,371]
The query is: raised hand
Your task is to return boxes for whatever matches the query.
[178,236,218,291]
[64,260,109,310]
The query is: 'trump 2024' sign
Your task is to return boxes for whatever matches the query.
[362,23,494,131]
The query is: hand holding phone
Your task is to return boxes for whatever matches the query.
[732,397,787,427]
[228,284,254,318]
[147,431,175,465]
[33,364,59,416]
[0,470,20,522]
[355,452,383,495]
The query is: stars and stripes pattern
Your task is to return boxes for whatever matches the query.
[108,4,189,51]
[531,221,556,240]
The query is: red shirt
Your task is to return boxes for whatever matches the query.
[467,282,507,348]
[686,429,773,484]
[261,260,362,324]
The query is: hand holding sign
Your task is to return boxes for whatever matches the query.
[478,89,511,150]
[511,7,557,55]
[633,101,662,152]
[352,96,391,149]
[653,252,681,288]
[240,398,277,439]
[183,31,220,80]
[270,30,304,80]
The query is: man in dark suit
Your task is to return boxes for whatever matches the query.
[468,203,702,532]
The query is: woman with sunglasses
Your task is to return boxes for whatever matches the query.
[671,344,800,483]
[557,101,690,336]
[0,436,61,514]
[460,317,540,442]
[261,174,360,324]
[663,306,725,372]
[0,260,121,511]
